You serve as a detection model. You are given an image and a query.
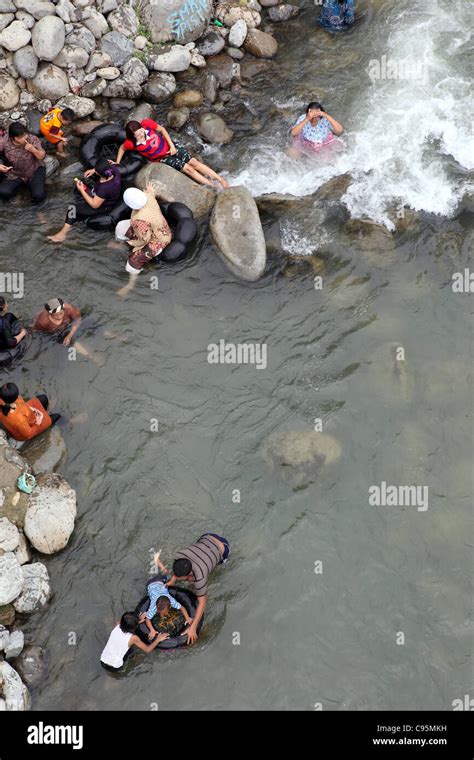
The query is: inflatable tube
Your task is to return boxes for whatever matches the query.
[159,202,198,263]
[80,124,146,180]
[85,197,132,232]
[0,341,25,367]
[135,587,204,650]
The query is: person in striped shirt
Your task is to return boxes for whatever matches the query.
[166,533,231,644]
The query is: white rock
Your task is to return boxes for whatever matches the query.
[147,44,192,73]
[65,26,96,55]
[0,72,19,111]
[134,35,147,51]
[13,563,51,613]
[0,14,14,33]
[0,20,31,52]
[0,625,9,650]
[96,66,120,80]
[4,629,24,659]
[0,518,20,553]
[31,63,69,100]
[24,474,77,555]
[0,553,23,606]
[19,91,35,105]
[0,661,30,711]
[190,51,206,68]
[229,20,247,48]
[83,8,108,40]
[32,16,65,62]
[0,0,15,11]
[36,97,52,113]
[13,531,31,565]
[97,0,117,12]
[55,0,77,24]
[86,50,111,72]
[107,5,138,38]
[14,10,34,29]
[14,1,55,20]
[53,44,89,70]
[13,45,38,79]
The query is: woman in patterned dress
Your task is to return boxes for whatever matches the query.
[288,102,344,157]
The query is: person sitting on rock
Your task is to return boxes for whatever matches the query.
[289,102,344,156]
[32,298,82,347]
[0,296,27,355]
[47,159,122,243]
[40,106,76,159]
[0,122,46,204]
[100,612,169,672]
[141,551,193,641]
[113,118,229,189]
[318,0,355,32]
[0,382,60,442]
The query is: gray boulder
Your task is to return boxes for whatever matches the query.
[142,72,176,104]
[121,57,149,86]
[141,0,213,44]
[55,0,77,24]
[14,1,55,20]
[13,531,31,566]
[13,563,51,613]
[0,517,20,553]
[44,156,59,179]
[97,0,117,12]
[0,0,15,11]
[128,102,154,123]
[13,46,38,80]
[197,112,233,144]
[167,106,190,131]
[0,20,31,52]
[96,66,120,80]
[206,53,236,88]
[53,45,89,70]
[210,186,267,281]
[136,162,216,219]
[268,4,301,22]
[0,661,30,711]
[0,74,19,111]
[31,15,65,62]
[86,51,112,72]
[31,63,69,100]
[0,625,9,650]
[14,645,45,688]
[108,5,138,38]
[82,8,108,40]
[65,27,96,55]
[147,44,192,73]
[0,553,23,606]
[108,98,137,111]
[202,71,218,103]
[101,31,134,67]
[15,11,35,29]
[197,32,225,57]
[4,629,24,659]
[81,78,107,98]
[55,94,95,118]
[0,14,14,33]
[24,473,76,555]
[102,78,142,99]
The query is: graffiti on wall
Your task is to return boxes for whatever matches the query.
[167,0,209,40]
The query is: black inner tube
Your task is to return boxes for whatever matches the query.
[134,586,203,650]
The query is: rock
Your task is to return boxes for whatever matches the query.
[202,71,218,103]
[13,645,45,688]
[102,78,141,99]
[0,605,15,626]
[4,629,23,659]
[86,50,112,72]
[82,8,108,40]
[96,66,121,80]
[226,46,244,60]
[14,1,55,20]
[260,0,279,5]
[136,162,216,219]
[134,35,147,51]
[54,45,89,70]
[0,20,31,52]
[239,58,273,83]
[129,102,153,123]
[215,3,261,28]
[21,427,67,476]
[0,518,19,553]
[0,0,15,11]
[13,531,30,565]
[142,72,176,104]
[24,109,42,135]
[19,91,35,106]
[31,15,65,62]
[263,430,342,487]
[210,186,266,281]
[315,173,352,201]
[0,14,14,33]
[141,0,213,45]
[44,155,59,179]
[0,661,30,711]
[228,19,247,48]
[54,93,94,119]
[14,10,35,29]
[147,44,192,73]
[13,562,51,613]
[101,31,134,67]
[197,112,233,144]
[36,98,52,113]
[167,106,189,131]
[197,32,225,57]
[108,5,138,38]
[65,26,96,56]
[12,45,38,79]
[0,625,9,650]
[71,119,103,139]
[268,4,300,21]
[0,553,23,606]
[172,89,203,109]
[55,0,77,24]
[344,218,394,251]
[0,74,19,110]
[121,56,149,86]
[206,53,236,88]
[190,50,206,68]
[31,63,69,100]
[81,78,107,98]
[0,699,5,710]
[244,29,278,58]
[24,474,76,555]
[108,97,137,112]
[97,0,117,12]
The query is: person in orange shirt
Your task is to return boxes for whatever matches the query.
[39,107,75,157]
[0,383,61,442]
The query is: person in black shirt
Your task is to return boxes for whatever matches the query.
[0,296,27,352]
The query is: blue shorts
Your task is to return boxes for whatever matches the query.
[200,533,231,564]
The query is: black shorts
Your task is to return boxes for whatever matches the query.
[160,145,191,172]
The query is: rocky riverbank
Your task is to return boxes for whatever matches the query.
[0,428,76,710]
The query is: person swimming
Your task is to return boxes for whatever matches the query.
[288,102,344,157]
[318,0,355,33]
[100,612,169,672]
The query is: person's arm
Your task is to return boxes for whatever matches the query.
[14,328,27,344]
[290,115,311,137]
[9,316,26,345]
[24,138,45,161]
[184,595,206,644]
[113,145,126,164]
[144,617,158,640]
[155,124,176,154]
[62,306,82,346]
[165,574,177,588]
[75,180,104,209]
[0,164,12,173]
[321,111,344,135]
[129,632,169,653]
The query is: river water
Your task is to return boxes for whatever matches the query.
[1,0,472,710]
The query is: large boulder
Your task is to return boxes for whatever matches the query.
[128,102,154,123]
[147,44,192,73]
[4,629,24,659]
[206,53,237,88]
[0,74,19,110]
[167,106,190,131]
[65,27,96,56]
[14,645,45,688]
[173,89,203,108]
[0,604,15,626]
[210,186,267,281]
[197,112,233,144]
[0,553,23,606]
[142,72,176,104]
[136,162,216,219]
[53,45,90,70]
[121,57,149,86]
[82,8,109,40]
[24,474,76,555]
[215,2,261,28]
[55,0,78,24]
[0,0,15,11]
[244,29,278,58]
[13,46,38,80]
[0,518,19,553]
[197,32,225,57]
[31,15,65,62]
[55,94,95,119]
[0,20,31,52]
[268,4,301,22]
[13,1,55,20]
[100,31,134,67]
[140,0,214,44]
[108,5,138,38]
[102,78,142,99]
[0,14,14,33]
[21,427,67,476]
[30,63,69,100]
[263,430,342,488]
[13,562,51,613]
[0,661,30,711]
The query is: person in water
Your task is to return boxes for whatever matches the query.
[32,298,82,347]
[166,533,231,645]
[319,0,355,32]
[0,382,60,442]
[0,297,27,354]
[113,119,229,189]
[142,552,193,641]
[47,158,122,243]
[0,122,46,204]
[100,612,169,672]
[289,102,344,156]
[39,107,75,158]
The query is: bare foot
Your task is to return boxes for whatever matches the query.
[47,231,67,243]
[107,240,123,250]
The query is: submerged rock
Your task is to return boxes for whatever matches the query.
[167,107,190,131]
[13,563,51,614]
[0,661,30,711]
[173,89,203,109]
[24,473,76,555]
[196,112,233,144]
[244,29,278,58]
[268,4,301,22]
[21,427,67,476]
[344,218,395,251]
[14,644,45,688]
[263,430,342,488]
[135,162,216,219]
[0,604,15,626]
[210,186,267,281]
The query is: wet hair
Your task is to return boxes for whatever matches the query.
[306,102,324,114]
[94,158,114,178]
[0,296,6,311]
[173,558,192,578]
[0,383,19,416]
[120,612,139,634]
[156,597,171,615]
[8,122,26,139]
[125,121,142,143]
[60,108,75,123]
